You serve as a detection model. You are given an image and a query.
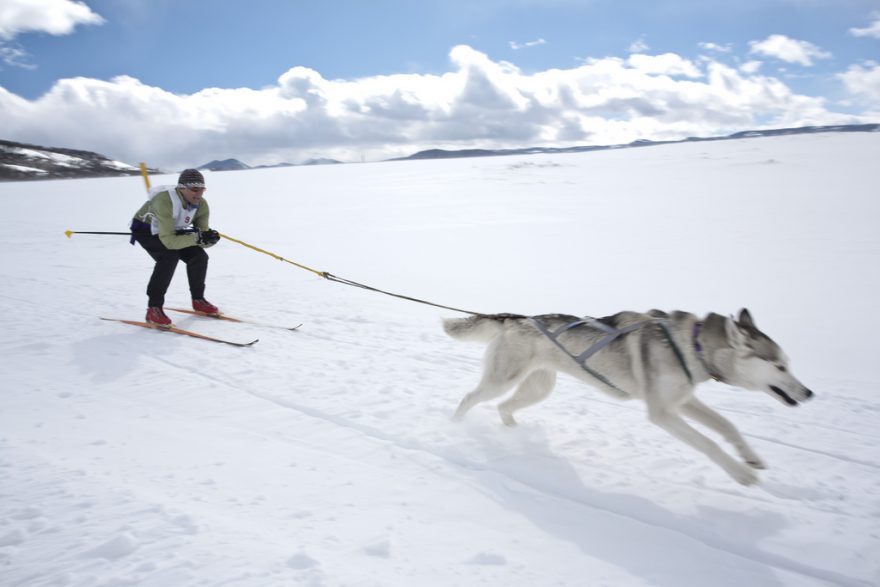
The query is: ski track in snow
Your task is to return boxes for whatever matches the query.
[2,133,879,587]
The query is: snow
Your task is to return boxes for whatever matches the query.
[1,163,48,174]
[104,160,139,171]
[2,146,85,167]
[1,144,137,173]
[1,132,878,587]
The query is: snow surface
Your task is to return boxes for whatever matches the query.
[1,133,879,587]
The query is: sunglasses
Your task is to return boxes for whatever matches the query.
[184,186,206,192]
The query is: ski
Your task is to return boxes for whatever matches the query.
[166,307,302,331]
[100,317,259,347]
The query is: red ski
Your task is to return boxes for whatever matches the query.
[167,307,301,331]
[100,317,259,347]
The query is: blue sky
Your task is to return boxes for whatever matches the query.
[1,0,878,168]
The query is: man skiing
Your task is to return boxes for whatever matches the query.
[130,168,221,327]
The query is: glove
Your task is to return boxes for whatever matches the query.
[196,228,220,245]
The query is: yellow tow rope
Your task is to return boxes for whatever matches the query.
[215,232,327,278]
[132,162,482,314]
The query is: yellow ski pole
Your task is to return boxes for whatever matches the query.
[140,162,151,191]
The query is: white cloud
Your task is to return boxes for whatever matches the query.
[628,38,649,53]
[627,53,701,78]
[698,42,733,53]
[509,38,546,50]
[0,45,869,169]
[748,34,831,66]
[838,61,880,101]
[739,61,762,74]
[0,42,34,69]
[849,15,880,39]
[0,0,104,40]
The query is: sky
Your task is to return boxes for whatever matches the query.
[0,0,879,169]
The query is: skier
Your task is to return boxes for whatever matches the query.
[130,168,221,326]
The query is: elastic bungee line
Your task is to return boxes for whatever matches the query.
[216,231,484,315]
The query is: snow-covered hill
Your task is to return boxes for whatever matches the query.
[0,139,147,182]
[1,132,878,587]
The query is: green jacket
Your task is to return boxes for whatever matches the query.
[132,188,212,250]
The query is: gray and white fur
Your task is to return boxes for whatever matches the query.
[444,309,814,486]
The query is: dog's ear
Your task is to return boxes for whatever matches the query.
[737,308,756,329]
[726,315,747,348]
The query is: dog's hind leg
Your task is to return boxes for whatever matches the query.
[497,370,557,427]
[453,375,520,421]
[681,398,766,469]
[453,340,527,421]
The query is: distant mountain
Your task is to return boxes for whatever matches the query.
[253,162,296,169]
[198,159,250,171]
[724,124,880,139]
[0,139,151,182]
[393,123,880,161]
[301,157,343,166]
[200,157,342,171]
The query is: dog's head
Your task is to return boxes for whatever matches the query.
[715,309,814,406]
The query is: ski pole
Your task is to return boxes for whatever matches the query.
[65,228,198,238]
[140,162,151,190]
[65,231,132,238]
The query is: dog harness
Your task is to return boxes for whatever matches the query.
[529,315,694,394]
[692,321,724,382]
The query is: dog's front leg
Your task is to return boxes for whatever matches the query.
[646,401,759,486]
[680,398,766,469]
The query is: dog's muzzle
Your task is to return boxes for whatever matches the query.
[770,385,814,406]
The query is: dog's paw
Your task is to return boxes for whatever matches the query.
[499,410,518,427]
[745,457,767,470]
[728,462,760,486]
[736,444,766,469]
[739,447,767,469]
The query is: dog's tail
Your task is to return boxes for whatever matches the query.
[442,315,506,342]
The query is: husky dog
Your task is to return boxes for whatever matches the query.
[444,309,813,486]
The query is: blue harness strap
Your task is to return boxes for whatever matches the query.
[529,315,694,394]
[656,320,694,383]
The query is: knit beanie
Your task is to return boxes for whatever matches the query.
[177,168,205,188]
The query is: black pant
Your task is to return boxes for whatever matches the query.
[135,233,208,307]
